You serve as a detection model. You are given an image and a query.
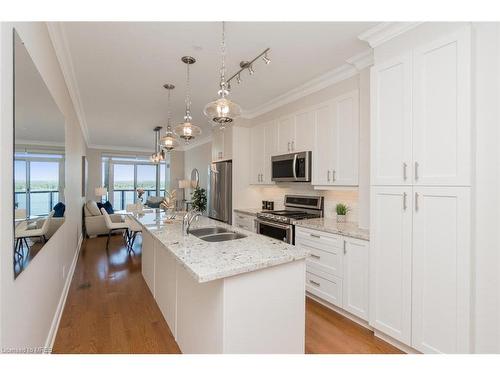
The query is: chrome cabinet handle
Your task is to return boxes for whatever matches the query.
[415,161,419,181]
[310,254,321,259]
[291,140,295,151]
[403,192,407,210]
[332,170,336,182]
[310,233,321,238]
[343,240,346,255]
[309,280,320,287]
[327,170,331,182]
[403,162,407,181]
[415,192,419,211]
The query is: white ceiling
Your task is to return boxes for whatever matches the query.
[61,22,376,150]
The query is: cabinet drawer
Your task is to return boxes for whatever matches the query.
[306,270,343,308]
[296,231,343,278]
[296,227,343,246]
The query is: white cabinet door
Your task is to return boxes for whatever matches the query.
[342,237,369,321]
[332,90,359,186]
[412,28,471,186]
[263,121,278,183]
[141,230,155,296]
[277,116,295,154]
[212,128,224,161]
[411,186,470,353]
[312,103,334,185]
[371,54,412,186]
[294,110,315,153]
[250,125,265,184]
[370,186,413,345]
[222,126,233,160]
[154,246,177,337]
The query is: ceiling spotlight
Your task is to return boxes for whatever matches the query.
[248,65,255,75]
[236,73,241,84]
[262,52,271,64]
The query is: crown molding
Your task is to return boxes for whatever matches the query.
[346,49,374,70]
[241,63,358,119]
[15,139,65,148]
[358,22,422,48]
[46,22,90,145]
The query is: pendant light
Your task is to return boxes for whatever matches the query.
[160,83,179,152]
[174,56,201,144]
[203,22,242,129]
[150,126,165,163]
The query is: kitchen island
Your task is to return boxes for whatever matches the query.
[131,210,308,354]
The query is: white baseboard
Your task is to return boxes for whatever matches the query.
[44,233,83,352]
[306,293,371,330]
[373,330,420,354]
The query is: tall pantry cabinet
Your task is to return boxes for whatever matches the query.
[370,26,472,353]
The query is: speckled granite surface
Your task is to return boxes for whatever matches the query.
[293,218,370,241]
[130,210,308,283]
[233,208,262,216]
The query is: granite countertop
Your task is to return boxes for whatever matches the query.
[233,208,262,216]
[130,210,308,283]
[293,217,370,241]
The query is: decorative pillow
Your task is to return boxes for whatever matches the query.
[53,202,66,218]
[102,201,114,214]
[86,200,101,216]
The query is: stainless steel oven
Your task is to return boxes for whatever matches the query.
[255,218,293,244]
[271,151,311,182]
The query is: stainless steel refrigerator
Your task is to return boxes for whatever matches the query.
[207,160,232,224]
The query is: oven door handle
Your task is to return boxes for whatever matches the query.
[256,218,291,231]
[292,153,298,180]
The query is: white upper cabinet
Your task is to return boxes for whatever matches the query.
[250,121,277,185]
[371,28,471,187]
[411,186,471,353]
[250,124,265,184]
[312,90,360,187]
[333,91,359,186]
[277,116,295,154]
[312,104,334,185]
[294,110,315,153]
[370,186,413,345]
[371,54,412,186]
[412,29,471,186]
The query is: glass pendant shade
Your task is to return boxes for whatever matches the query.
[160,128,179,152]
[174,121,202,144]
[204,96,241,127]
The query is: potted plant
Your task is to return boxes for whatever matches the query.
[336,203,349,223]
[191,186,207,213]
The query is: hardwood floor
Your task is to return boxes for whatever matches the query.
[53,234,401,354]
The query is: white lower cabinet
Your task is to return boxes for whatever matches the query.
[411,186,471,353]
[141,230,155,295]
[154,244,178,337]
[296,227,369,322]
[370,186,413,345]
[370,185,471,353]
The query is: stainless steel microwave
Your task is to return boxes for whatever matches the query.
[271,151,311,182]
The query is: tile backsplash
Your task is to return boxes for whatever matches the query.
[249,183,359,223]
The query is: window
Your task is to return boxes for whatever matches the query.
[101,155,167,210]
[14,151,64,217]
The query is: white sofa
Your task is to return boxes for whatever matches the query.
[84,201,125,237]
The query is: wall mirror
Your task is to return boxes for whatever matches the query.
[13,30,66,278]
[190,168,200,188]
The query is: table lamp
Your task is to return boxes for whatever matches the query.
[95,186,108,203]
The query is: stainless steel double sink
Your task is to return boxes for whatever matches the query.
[188,226,247,242]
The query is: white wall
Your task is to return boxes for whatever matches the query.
[0,22,87,350]
[183,141,212,196]
[236,73,371,226]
